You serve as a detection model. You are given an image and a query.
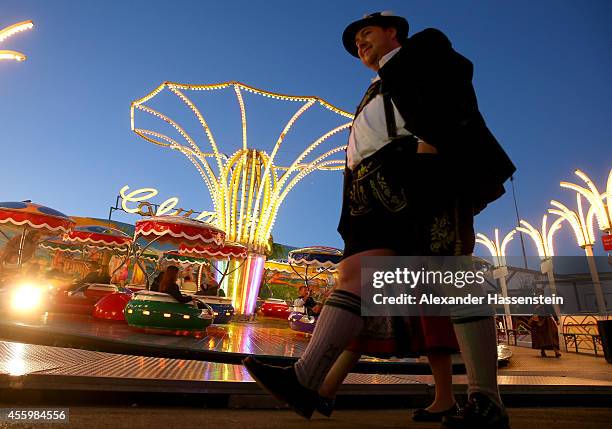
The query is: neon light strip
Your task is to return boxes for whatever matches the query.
[245,255,265,314]
[238,256,253,313]
[230,260,239,309]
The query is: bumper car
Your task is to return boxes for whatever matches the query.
[125,283,147,292]
[194,296,234,324]
[48,283,121,315]
[261,298,291,318]
[92,290,133,321]
[125,290,214,333]
[288,299,316,334]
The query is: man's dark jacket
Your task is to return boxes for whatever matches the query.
[164,282,192,304]
[377,28,516,214]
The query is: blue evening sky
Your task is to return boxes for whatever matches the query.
[1,0,611,260]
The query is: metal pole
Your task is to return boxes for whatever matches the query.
[541,257,564,347]
[584,245,606,313]
[498,275,513,331]
[544,262,561,317]
[16,225,28,268]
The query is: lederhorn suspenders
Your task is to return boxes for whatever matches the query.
[380,82,417,145]
[381,87,398,140]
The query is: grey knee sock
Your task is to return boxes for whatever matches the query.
[294,290,363,390]
[453,316,503,407]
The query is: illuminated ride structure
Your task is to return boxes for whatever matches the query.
[131,81,353,315]
[0,20,34,62]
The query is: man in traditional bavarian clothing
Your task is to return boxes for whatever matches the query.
[244,11,515,428]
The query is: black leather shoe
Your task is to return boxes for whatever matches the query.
[412,403,459,422]
[316,396,335,417]
[442,392,509,429]
[243,356,318,419]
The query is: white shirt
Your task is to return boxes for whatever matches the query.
[346,47,414,170]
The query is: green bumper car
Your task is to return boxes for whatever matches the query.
[125,291,214,333]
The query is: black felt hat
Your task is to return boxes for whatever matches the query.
[342,11,409,57]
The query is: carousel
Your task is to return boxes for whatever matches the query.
[47,225,133,316]
[160,250,235,324]
[122,216,223,334]
[0,201,75,315]
[177,240,247,323]
[285,246,342,334]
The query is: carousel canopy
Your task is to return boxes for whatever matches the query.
[163,250,209,266]
[135,216,225,248]
[0,201,74,233]
[179,241,247,260]
[64,225,132,250]
[288,246,343,269]
[39,238,83,254]
[265,259,311,275]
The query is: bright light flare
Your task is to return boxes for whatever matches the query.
[7,343,26,376]
[10,283,45,313]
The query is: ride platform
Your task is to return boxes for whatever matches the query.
[0,340,609,408]
[0,312,515,374]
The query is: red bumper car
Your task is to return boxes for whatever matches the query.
[48,283,121,315]
[260,298,291,318]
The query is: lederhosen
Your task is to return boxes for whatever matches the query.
[342,80,466,356]
[338,80,475,259]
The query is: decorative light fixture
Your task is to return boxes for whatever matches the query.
[131,81,352,314]
[475,228,516,268]
[516,215,563,259]
[0,20,34,62]
[475,229,516,328]
[549,196,596,248]
[516,215,564,315]
[556,168,612,313]
[560,169,612,234]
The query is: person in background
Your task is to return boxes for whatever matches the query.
[159,265,192,303]
[65,263,110,292]
[529,302,561,358]
[298,286,320,317]
[150,271,164,292]
[77,263,110,284]
[196,269,222,296]
[182,275,198,293]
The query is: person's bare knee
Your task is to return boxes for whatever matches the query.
[336,249,396,296]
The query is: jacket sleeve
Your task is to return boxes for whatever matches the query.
[387,28,477,154]
[380,28,516,213]
[167,285,193,303]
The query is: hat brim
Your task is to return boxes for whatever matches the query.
[342,15,408,57]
